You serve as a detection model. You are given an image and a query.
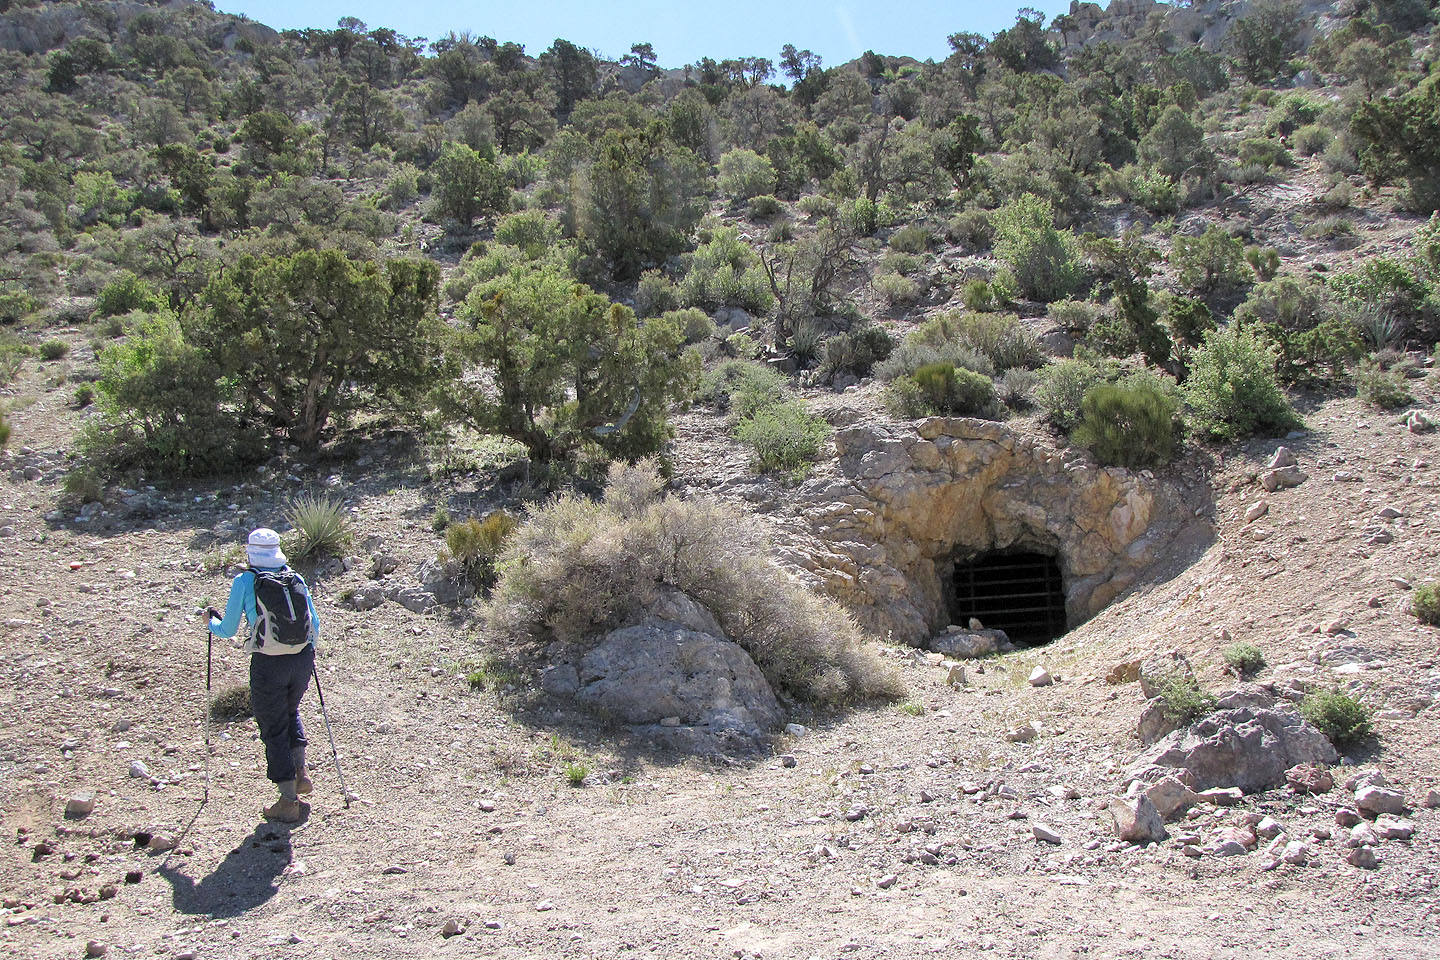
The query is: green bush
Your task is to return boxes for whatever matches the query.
[736,400,831,474]
[718,149,778,202]
[1223,642,1267,677]
[1293,124,1332,157]
[1412,582,1440,626]
[873,272,919,307]
[748,194,783,219]
[1355,359,1413,409]
[95,272,165,317]
[1301,689,1373,750]
[1072,380,1180,469]
[1183,326,1300,441]
[961,278,1002,312]
[1165,296,1215,347]
[678,227,775,314]
[284,493,353,562]
[889,224,930,254]
[818,324,894,382]
[1047,299,1099,335]
[662,307,715,345]
[1245,246,1280,282]
[991,194,1084,303]
[1034,357,1105,431]
[634,270,680,318]
[701,360,788,417]
[886,364,997,419]
[494,209,557,254]
[485,460,903,707]
[444,511,519,589]
[39,340,69,361]
[0,410,10,449]
[789,320,823,368]
[947,208,994,252]
[1172,227,1248,298]
[0,288,40,324]
[1153,672,1217,726]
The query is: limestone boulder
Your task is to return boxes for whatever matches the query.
[1131,706,1339,794]
[548,618,783,748]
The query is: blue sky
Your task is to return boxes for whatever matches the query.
[218,1,1072,68]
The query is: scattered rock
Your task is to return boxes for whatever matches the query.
[1244,501,1269,523]
[85,941,107,958]
[1285,763,1334,795]
[876,874,898,889]
[1131,706,1338,793]
[1211,840,1247,857]
[1426,788,1440,809]
[1107,796,1167,844]
[441,918,464,937]
[1374,817,1415,841]
[1259,466,1308,492]
[128,760,149,779]
[1004,722,1038,743]
[535,900,554,912]
[1136,699,1181,745]
[1347,845,1379,870]
[1335,807,1363,827]
[1355,786,1407,817]
[1256,817,1284,840]
[930,628,1008,659]
[1028,666,1053,687]
[1032,823,1062,844]
[64,792,96,818]
[1268,447,1297,470]
[1106,660,1141,685]
[1144,777,1199,820]
[346,585,386,611]
[945,664,967,687]
[1197,787,1244,806]
[146,834,175,852]
[1280,841,1310,866]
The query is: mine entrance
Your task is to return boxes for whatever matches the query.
[952,551,1066,646]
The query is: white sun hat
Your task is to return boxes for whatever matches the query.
[246,528,287,568]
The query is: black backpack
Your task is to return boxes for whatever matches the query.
[250,568,313,648]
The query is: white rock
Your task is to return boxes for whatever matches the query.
[1244,501,1269,523]
[1107,796,1167,844]
[1028,666,1053,687]
[1032,823,1062,845]
[1355,785,1406,816]
[1280,841,1309,866]
[785,723,807,737]
[876,874,898,889]
[128,760,149,779]
[1374,817,1415,841]
[65,792,96,817]
[1347,845,1379,870]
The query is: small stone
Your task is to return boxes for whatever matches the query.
[85,941,107,958]
[65,792,96,818]
[1269,446,1297,469]
[1004,722,1037,743]
[1347,845,1379,870]
[146,834,175,852]
[1348,823,1379,848]
[1355,786,1406,817]
[1244,501,1269,523]
[1280,841,1309,866]
[381,865,408,875]
[483,920,502,930]
[1336,807,1363,827]
[875,874,898,889]
[1032,823,1062,845]
[779,754,797,768]
[1425,789,1440,809]
[1107,796,1167,844]
[1323,618,1348,635]
[441,918,464,937]
[784,723,807,737]
[128,760,149,779]
[1028,666,1053,687]
[1256,817,1284,840]
[1285,763,1333,795]
[1374,817,1415,841]
[945,664,967,687]
[1211,840,1248,857]
[1144,777,1198,820]
[1197,787,1243,806]
[535,900,554,912]
[1181,844,1203,858]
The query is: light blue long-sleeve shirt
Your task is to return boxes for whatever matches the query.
[208,566,321,655]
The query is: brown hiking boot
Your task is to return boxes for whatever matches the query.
[262,797,305,823]
[295,768,313,795]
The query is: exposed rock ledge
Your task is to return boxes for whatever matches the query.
[768,417,1205,646]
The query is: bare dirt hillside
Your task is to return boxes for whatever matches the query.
[1,346,1438,960]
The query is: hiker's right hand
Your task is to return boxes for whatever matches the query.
[206,607,221,623]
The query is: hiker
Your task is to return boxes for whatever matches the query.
[206,528,321,823]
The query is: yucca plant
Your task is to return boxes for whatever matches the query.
[284,492,352,561]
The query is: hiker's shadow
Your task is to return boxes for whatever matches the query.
[158,818,303,918]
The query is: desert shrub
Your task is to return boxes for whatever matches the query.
[1085,311,1139,358]
[818,324,894,381]
[994,367,1039,409]
[485,460,903,706]
[0,288,40,324]
[718,148,777,202]
[1301,689,1373,750]
[1172,226,1248,298]
[786,320,822,369]
[1265,94,1324,137]
[662,307,715,345]
[1047,299,1099,335]
[39,340,69,361]
[873,272,919,307]
[1355,359,1413,409]
[883,252,920,276]
[95,272,165,317]
[678,227,775,314]
[1183,326,1300,441]
[701,360,787,417]
[889,224,930,254]
[736,399,831,474]
[946,208,994,251]
[0,410,10,449]
[0,338,29,385]
[1165,296,1215,347]
[284,493,352,562]
[885,311,1040,380]
[1258,318,1364,385]
[493,209,557,255]
[725,331,761,359]
[1245,246,1281,282]
[634,270,680,317]
[383,164,420,209]
[1293,124,1332,157]
[1131,170,1181,216]
[748,194,783,219]
[961,278,1002,312]
[1237,137,1294,170]
[1153,672,1217,726]
[210,684,252,721]
[444,510,519,589]
[1303,215,1355,241]
[1223,642,1268,677]
[1072,380,1180,468]
[990,194,1083,303]
[885,364,997,419]
[1235,276,1331,331]
[1034,357,1105,431]
[1412,582,1440,626]
[61,466,104,504]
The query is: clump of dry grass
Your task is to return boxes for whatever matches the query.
[486,459,903,707]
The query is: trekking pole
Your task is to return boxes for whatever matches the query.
[203,627,213,804]
[311,665,351,808]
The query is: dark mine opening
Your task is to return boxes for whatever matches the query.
[952,551,1067,647]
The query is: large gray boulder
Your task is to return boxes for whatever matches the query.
[1131,706,1339,794]
[541,618,783,747]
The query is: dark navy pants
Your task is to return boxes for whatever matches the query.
[249,644,313,784]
